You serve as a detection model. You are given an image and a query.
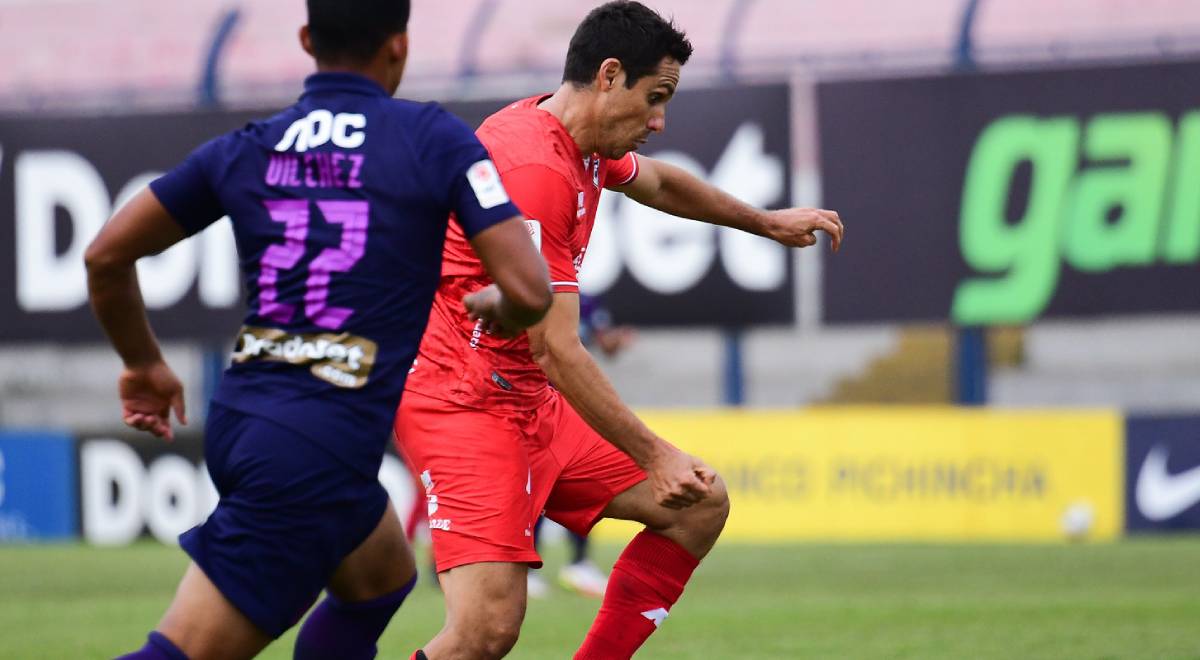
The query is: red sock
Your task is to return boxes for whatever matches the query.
[574,530,700,659]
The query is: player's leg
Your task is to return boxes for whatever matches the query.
[572,475,729,659]
[122,403,397,659]
[418,562,528,659]
[118,404,288,659]
[541,395,729,659]
[394,391,549,659]
[294,500,418,660]
[116,562,273,660]
[602,474,730,556]
[569,530,588,564]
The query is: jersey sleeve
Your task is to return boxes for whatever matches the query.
[499,164,580,292]
[148,135,230,236]
[413,105,521,238]
[603,152,640,188]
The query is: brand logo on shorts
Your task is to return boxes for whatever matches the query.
[422,470,447,529]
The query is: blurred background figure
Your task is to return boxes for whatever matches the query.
[578,293,637,360]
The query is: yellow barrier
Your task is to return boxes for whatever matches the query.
[590,408,1123,542]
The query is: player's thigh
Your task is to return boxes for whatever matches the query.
[542,397,647,536]
[157,562,272,660]
[182,403,391,637]
[326,500,416,602]
[438,561,528,642]
[599,479,680,530]
[394,391,541,571]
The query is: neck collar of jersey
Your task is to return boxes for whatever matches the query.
[530,94,587,164]
[302,72,389,98]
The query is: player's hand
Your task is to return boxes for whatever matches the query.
[118,360,187,441]
[463,284,523,339]
[646,445,713,509]
[764,208,844,253]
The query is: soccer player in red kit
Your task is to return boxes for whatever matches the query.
[395,2,844,658]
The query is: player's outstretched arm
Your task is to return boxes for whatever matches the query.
[466,217,553,336]
[612,155,844,252]
[528,293,714,509]
[85,187,189,440]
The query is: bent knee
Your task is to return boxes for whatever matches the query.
[445,602,524,659]
[702,475,731,531]
[480,620,521,658]
[669,475,730,535]
[453,620,521,659]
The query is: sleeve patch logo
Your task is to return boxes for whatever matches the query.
[524,219,542,252]
[466,159,510,209]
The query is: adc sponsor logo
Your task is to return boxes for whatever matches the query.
[1125,415,1200,531]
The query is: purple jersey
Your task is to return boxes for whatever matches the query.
[150,72,519,476]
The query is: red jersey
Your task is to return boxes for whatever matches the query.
[404,95,639,411]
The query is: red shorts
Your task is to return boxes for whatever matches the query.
[393,389,646,572]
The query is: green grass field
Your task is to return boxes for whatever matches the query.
[2,537,1199,659]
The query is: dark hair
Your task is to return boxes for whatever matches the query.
[562,1,692,88]
[306,0,411,64]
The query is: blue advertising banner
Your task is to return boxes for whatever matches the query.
[1125,415,1200,532]
[0,431,78,540]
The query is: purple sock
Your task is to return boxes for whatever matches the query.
[294,575,417,660]
[116,632,189,660]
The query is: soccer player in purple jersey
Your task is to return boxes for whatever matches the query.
[84,1,551,658]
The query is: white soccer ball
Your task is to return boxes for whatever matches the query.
[1060,500,1095,540]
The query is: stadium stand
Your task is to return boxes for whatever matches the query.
[3,0,1200,110]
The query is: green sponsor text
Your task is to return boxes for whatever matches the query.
[953,111,1200,324]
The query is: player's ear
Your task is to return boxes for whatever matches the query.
[299,25,315,58]
[597,58,623,92]
[388,31,409,65]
